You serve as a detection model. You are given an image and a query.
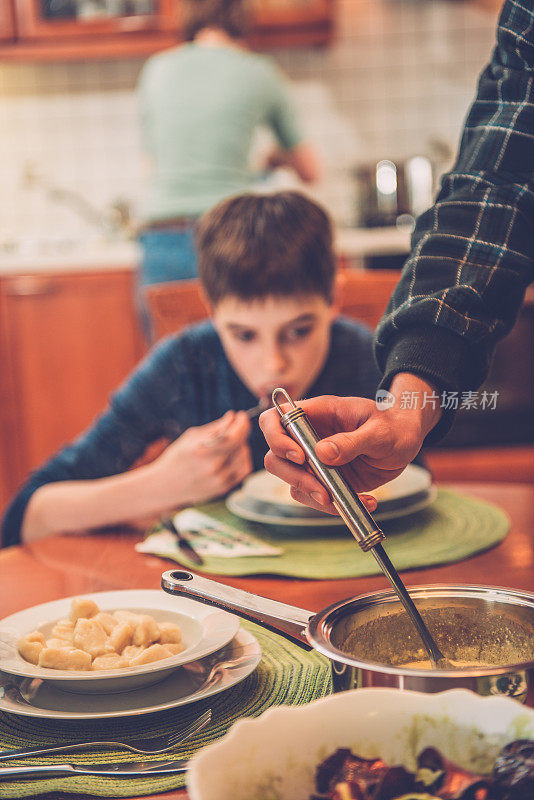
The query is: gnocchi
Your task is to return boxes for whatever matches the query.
[18,598,185,671]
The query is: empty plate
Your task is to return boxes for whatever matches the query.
[226,465,436,526]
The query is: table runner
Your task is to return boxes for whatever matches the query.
[0,621,332,798]
[141,488,510,579]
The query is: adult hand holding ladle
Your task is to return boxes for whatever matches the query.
[270,388,452,670]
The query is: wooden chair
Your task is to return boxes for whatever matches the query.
[145,280,210,340]
[144,270,402,340]
[334,269,400,329]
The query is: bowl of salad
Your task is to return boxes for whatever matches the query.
[187,688,534,799]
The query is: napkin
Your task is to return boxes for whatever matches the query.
[137,508,282,559]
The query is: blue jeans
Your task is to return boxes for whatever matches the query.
[138,226,198,286]
[137,225,198,342]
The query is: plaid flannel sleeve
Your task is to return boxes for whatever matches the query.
[374,0,534,440]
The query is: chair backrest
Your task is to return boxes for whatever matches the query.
[145,270,401,340]
[334,269,400,329]
[146,280,210,340]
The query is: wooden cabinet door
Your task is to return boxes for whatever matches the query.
[251,0,332,26]
[250,0,334,48]
[0,270,144,505]
[0,1,16,40]
[14,0,179,39]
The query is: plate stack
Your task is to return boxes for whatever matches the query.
[227,464,436,527]
[0,590,261,720]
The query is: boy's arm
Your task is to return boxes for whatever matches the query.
[22,411,252,542]
[1,338,192,547]
[22,464,170,543]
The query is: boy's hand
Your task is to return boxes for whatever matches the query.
[154,411,252,508]
[259,375,441,515]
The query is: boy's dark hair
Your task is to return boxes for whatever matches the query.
[182,0,250,42]
[197,192,336,306]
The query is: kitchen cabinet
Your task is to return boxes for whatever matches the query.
[6,0,180,60]
[250,0,334,48]
[0,269,144,512]
[0,1,15,40]
[2,0,334,60]
[13,0,180,39]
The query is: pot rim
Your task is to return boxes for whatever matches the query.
[306,583,534,677]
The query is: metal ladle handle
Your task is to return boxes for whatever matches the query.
[272,388,384,552]
[271,388,450,670]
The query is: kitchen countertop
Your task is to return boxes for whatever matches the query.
[335,224,411,257]
[0,239,142,274]
[0,226,411,275]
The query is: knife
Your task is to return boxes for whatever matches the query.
[0,757,188,778]
[160,517,204,566]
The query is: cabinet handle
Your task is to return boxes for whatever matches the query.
[6,278,61,297]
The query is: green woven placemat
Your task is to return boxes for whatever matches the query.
[0,621,331,798]
[144,488,510,579]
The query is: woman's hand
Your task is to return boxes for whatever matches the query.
[260,374,441,515]
[153,411,252,508]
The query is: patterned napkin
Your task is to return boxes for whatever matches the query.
[137,507,282,558]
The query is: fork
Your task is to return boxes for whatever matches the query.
[0,708,211,762]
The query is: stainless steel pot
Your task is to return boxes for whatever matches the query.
[161,572,534,702]
[353,156,435,228]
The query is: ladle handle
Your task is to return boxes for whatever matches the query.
[272,388,384,552]
[161,570,313,648]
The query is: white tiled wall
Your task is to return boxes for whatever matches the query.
[0,0,499,240]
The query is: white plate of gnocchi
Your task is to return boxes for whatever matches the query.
[0,627,261,720]
[0,590,240,693]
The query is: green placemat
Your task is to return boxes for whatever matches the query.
[143,488,510,579]
[0,621,331,798]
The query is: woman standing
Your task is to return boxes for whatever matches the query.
[137,0,319,336]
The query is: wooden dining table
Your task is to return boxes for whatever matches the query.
[1,480,534,800]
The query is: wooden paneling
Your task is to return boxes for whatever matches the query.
[249,0,334,47]
[334,269,399,329]
[0,269,144,506]
[426,446,534,485]
[0,0,15,40]
[0,279,22,512]
[145,280,209,341]
[251,0,332,26]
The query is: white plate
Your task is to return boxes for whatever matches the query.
[241,465,432,512]
[0,590,240,693]
[227,490,344,527]
[188,688,534,800]
[226,485,437,527]
[0,628,260,720]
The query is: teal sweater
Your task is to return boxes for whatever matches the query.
[138,43,303,221]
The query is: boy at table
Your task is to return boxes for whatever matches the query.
[2,192,380,547]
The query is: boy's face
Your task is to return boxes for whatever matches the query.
[213,294,335,402]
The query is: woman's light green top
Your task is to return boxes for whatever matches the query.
[138,43,303,222]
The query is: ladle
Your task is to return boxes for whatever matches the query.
[272,388,452,670]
